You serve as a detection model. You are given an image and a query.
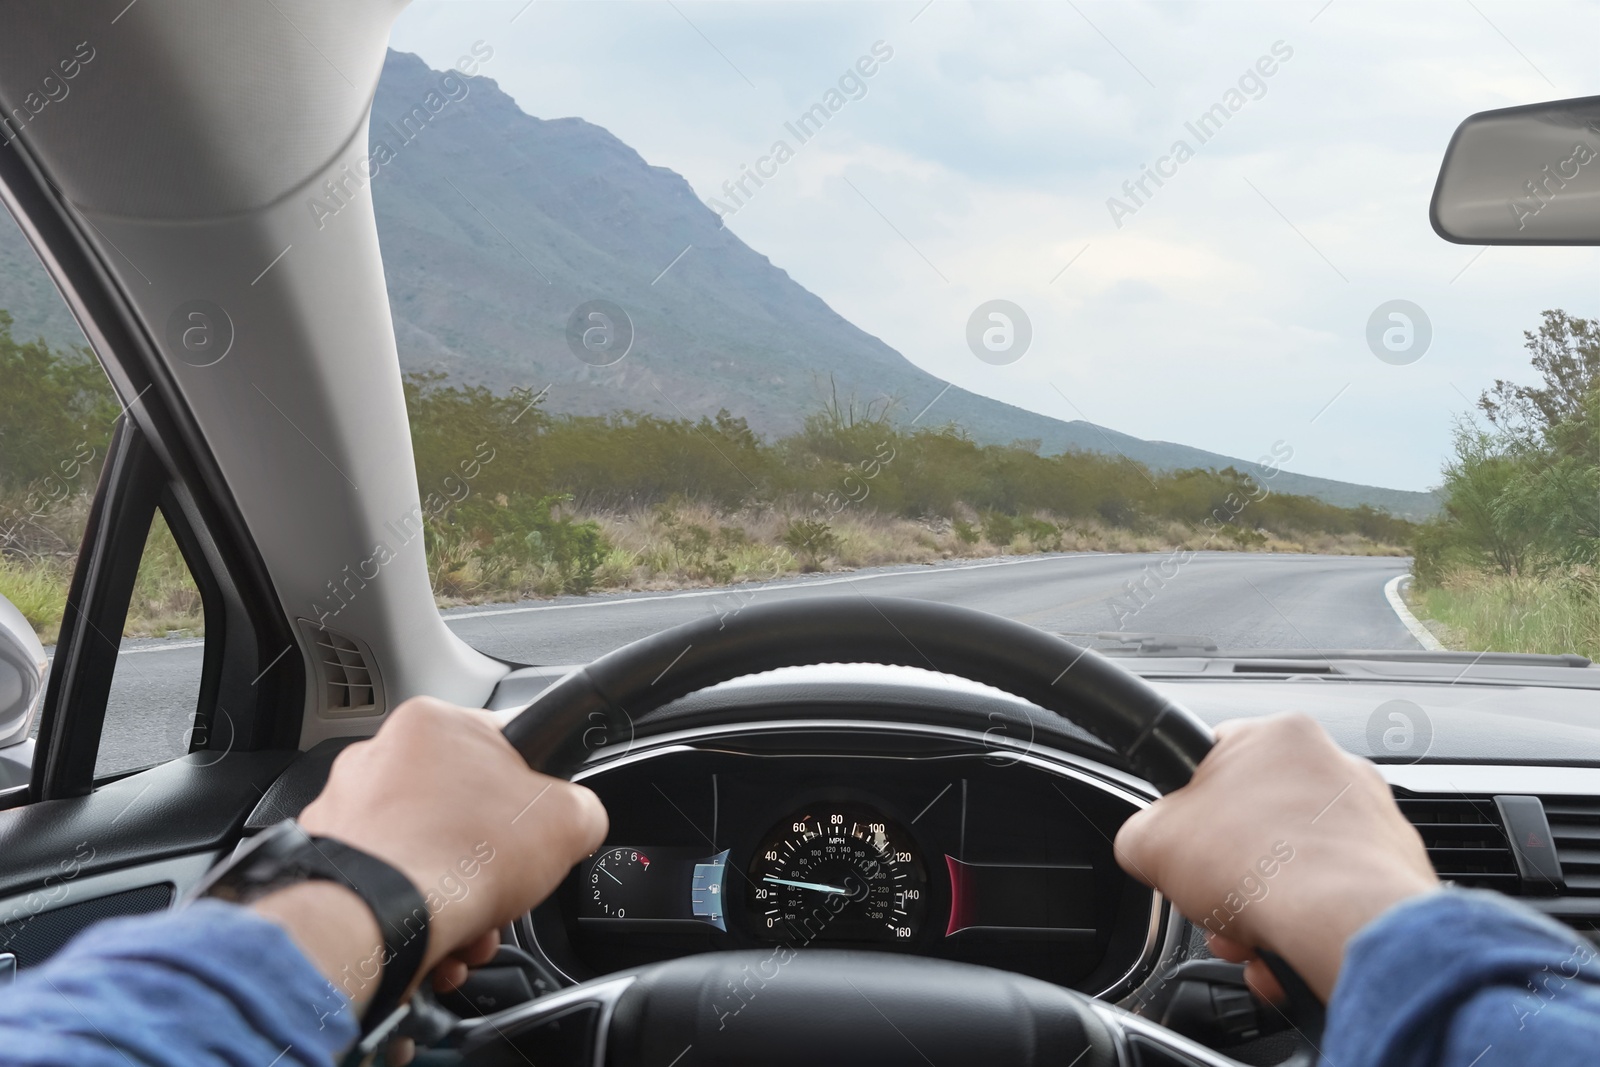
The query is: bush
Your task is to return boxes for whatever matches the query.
[782,519,840,571]
[447,493,609,595]
[399,372,1419,553]
[1419,310,1599,589]
[1019,516,1063,551]
[980,511,1019,547]
[652,507,738,583]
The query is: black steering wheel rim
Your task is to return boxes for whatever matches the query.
[472,598,1328,1065]
[502,594,1214,794]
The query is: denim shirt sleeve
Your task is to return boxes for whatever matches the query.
[0,900,359,1066]
[1323,888,1600,1067]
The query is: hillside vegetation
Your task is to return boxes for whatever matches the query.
[405,372,1409,605]
[0,313,1412,639]
[1410,310,1600,658]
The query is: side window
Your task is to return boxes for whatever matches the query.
[0,209,205,788]
[95,508,206,778]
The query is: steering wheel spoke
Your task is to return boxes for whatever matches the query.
[479,595,1311,1065]
[456,951,1266,1067]
[455,975,634,1064]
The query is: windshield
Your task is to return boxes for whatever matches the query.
[373,1,1597,665]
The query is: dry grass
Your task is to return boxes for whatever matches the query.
[434,501,1407,608]
[1411,567,1600,660]
[6,495,1409,640]
[1,510,203,643]
[0,554,72,644]
[122,513,204,639]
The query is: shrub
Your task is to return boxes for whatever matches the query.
[980,511,1019,547]
[782,519,840,571]
[451,493,609,595]
[1019,516,1063,551]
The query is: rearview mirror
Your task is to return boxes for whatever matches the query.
[0,593,46,791]
[1431,95,1600,244]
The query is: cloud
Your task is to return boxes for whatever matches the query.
[390,0,1599,492]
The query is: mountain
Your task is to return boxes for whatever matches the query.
[0,50,1441,520]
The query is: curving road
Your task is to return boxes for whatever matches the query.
[81,552,1419,774]
[442,551,1421,665]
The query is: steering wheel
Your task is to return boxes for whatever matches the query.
[442,596,1287,1065]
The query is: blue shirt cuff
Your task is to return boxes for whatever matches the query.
[0,899,359,1066]
[1324,888,1600,1067]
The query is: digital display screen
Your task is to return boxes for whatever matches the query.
[945,856,1097,936]
[579,846,728,931]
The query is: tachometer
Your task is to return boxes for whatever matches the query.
[746,805,927,944]
[587,847,652,918]
[578,846,730,930]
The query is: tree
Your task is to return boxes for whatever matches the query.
[1423,309,1600,580]
[1436,422,1529,575]
[0,311,117,494]
[1478,309,1600,448]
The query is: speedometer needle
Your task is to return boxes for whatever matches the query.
[763,875,850,895]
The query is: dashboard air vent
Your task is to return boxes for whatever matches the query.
[297,620,384,716]
[1393,794,1518,891]
[1396,792,1600,940]
[1543,797,1600,896]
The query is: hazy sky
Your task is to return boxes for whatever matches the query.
[391,1,1600,492]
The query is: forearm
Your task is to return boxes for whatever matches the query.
[0,901,358,1067]
[251,880,383,1014]
[1324,890,1600,1067]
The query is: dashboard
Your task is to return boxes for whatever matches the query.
[470,654,1600,1063]
[526,726,1163,996]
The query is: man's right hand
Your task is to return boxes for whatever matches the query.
[1114,713,1439,1002]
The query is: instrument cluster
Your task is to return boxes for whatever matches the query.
[532,739,1158,994]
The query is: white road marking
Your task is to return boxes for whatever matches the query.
[1383,574,1444,651]
[45,639,206,663]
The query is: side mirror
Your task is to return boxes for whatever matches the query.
[1431,95,1600,245]
[0,593,46,791]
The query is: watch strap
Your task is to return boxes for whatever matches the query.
[190,820,431,1036]
[304,835,432,1034]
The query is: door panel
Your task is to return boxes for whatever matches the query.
[0,748,293,901]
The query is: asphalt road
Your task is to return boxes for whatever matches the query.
[443,551,1420,664]
[83,552,1419,774]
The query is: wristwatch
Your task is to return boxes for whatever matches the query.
[185,818,431,1036]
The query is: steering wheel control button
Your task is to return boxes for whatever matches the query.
[1365,298,1432,365]
[966,299,1033,365]
[165,300,235,367]
[748,805,928,944]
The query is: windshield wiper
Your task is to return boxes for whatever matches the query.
[1058,632,1220,656]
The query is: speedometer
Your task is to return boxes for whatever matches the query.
[746,804,928,944]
